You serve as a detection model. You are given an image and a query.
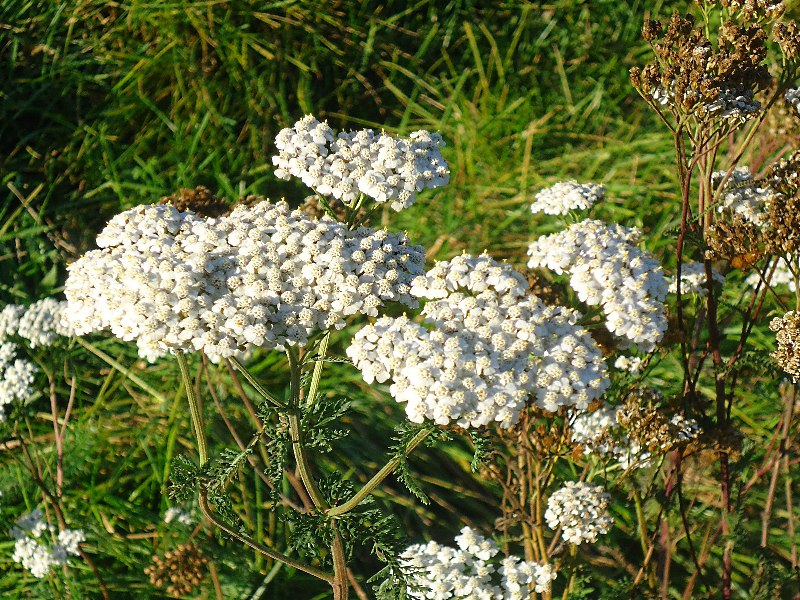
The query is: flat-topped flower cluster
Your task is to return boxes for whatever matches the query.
[527,219,668,352]
[529,181,605,215]
[713,167,775,226]
[544,481,614,545]
[0,342,37,422]
[668,261,725,297]
[347,254,609,428]
[65,200,425,361]
[0,299,73,348]
[11,509,85,578]
[571,405,650,469]
[273,115,449,211]
[399,526,556,599]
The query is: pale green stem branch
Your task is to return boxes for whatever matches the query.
[327,428,433,517]
[199,491,333,583]
[306,331,330,407]
[176,351,208,466]
[228,356,287,410]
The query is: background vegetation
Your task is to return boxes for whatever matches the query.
[1,0,797,598]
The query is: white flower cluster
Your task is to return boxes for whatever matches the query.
[163,507,193,526]
[544,481,614,545]
[272,115,450,211]
[0,342,37,422]
[65,200,425,362]
[0,299,73,347]
[529,181,605,215]
[399,526,556,599]
[613,355,644,375]
[527,220,668,352]
[652,84,760,124]
[571,405,650,469]
[786,87,800,117]
[703,87,761,124]
[347,255,609,428]
[746,255,799,292]
[713,166,773,226]
[667,414,702,445]
[668,261,725,297]
[11,509,85,578]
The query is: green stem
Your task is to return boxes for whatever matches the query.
[287,411,328,510]
[286,348,328,511]
[327,428,432,517]
[306,331,330,407]
[198,491,333,583]
[176,351,208,466]
[228,357,287,410]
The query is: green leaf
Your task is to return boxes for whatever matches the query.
[168,455,199,502]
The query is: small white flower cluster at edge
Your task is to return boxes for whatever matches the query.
[347,254,609,429]
[571,405,651,470]
[11,509,85,578]
[0,298,74,348]
[785,87,800,118]
[399,526,556,599]
[712,166,774,227]
[746,255,799,292]
[544,481,614,545]
[0,342,37,422]
[668,261,725,297]
[613,355,644,375]
[529,181,605,216]
[272,115,450,211]
[64,200,425,362]
[163,507,193,526]
[527,219,668,352]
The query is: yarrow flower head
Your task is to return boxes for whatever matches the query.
[398,526,556,599]
[272,115,450,211]
[529,181,605,215]
[0,342,37,422]
[65,200,425,362]
[347,254,609,428]
[770,310,800,380]
[544,481,614,545]
[668,261,725,297]
[10,509,85,578]
[713,167,774,226]
[746,255,799,292]
[785,87,800,118]
[571,405,651,469]
[613,355,644,375]
[163,507,193,526]
[0,299,73,347]
[527,219,668,352]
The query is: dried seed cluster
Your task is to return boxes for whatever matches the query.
[631,12,770,124]
[145,542,208,597]
[158,186,231,218]
[615,398,701,454]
